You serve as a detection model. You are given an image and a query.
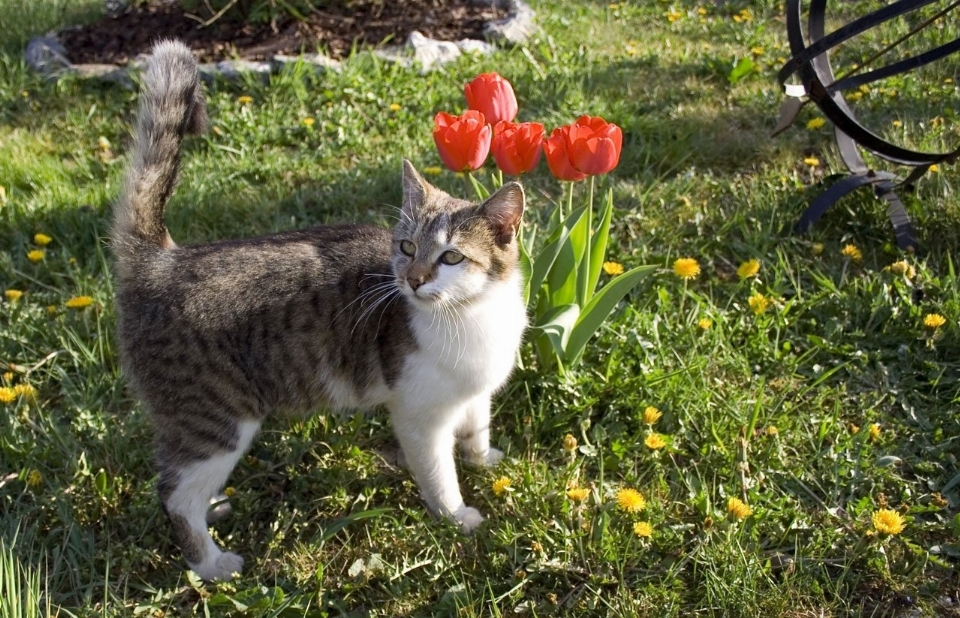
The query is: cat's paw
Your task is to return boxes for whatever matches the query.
[192,551,245,582]
[464,447,504,468]
[482,448,504,467]
[452,504,485,534]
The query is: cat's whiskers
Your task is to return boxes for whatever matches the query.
[352,286,401,336]
[332,280,397,326]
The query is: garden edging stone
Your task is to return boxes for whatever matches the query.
[26,0,535,83]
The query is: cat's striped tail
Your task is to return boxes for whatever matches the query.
[112,40,207,265]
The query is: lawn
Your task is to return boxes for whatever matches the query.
[1,0,959,616]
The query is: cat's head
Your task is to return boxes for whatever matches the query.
[392,160,525,308]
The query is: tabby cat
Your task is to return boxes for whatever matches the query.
[113,40,527,581]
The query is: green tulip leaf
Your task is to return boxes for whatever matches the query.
[547,205,590,308]
[586,188,614,303]
[530,205,588,311]
[532,303,580,358]
[565,265,657,365]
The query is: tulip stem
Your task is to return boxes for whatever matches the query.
[579,176,595,306]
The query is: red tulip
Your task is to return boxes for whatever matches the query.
[543,126,587,182]
[433,110,492,172]
[564,115,623,176]
[464,73,518,126]
[491,121,545,176]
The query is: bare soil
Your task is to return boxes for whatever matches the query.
[60,0,507,65]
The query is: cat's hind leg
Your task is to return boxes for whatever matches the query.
[457,393,503,468]
[157,419,260,581]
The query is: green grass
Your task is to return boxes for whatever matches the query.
[2,0,959,615]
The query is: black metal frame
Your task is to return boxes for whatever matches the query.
[776,0,960,250]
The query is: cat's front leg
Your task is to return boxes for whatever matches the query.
[457,392,503,468]
[390,403,484,533]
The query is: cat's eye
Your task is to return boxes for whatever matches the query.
[399,240,416,257]
[439,250,465,265]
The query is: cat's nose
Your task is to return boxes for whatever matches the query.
[407,276,424,291]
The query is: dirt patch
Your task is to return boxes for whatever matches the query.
[59,0,508,65]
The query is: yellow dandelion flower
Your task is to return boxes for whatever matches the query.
[13,384,37,399]
[422,166,443,176]
[237,95,253,105]
[930,164,940,173]
[616,488,646,513]
[892,119,902,128]
[389,103,402,111]
[65,296,94,309]
[603,261,625,276]
[750,46,764,56]
[727,497,752,520]
[806,117,826,130]
[642,406,662,425]
[766,425,779,437]
[698,317,713,330]
[803,156,820,166]
[97,136,111,151]
[2,372,12,384]
[737,259,760,279]
[26,470,42,488]
[673,257,700,280]
[847,91,863,102]
[748,293,770,315]
[302,117,315,127]
[887,260,915,278]
[644,433,667,450]
[871,508,905,535]
[5,289,23,302]
[46,305,57,315]
[666,10,682,22]
[492,476,512,496]
[811,242,825,256]
[0,387,16,404]
[738,8,752,21]
[224,486,237,498]
[841,243,862,261]
[27,250,44,263]
[633,521,654,538]
[33,233,52,246]
[562,433,578,452]
[923,313,947,329]
[566,487,589,502]
[868,423,881,442]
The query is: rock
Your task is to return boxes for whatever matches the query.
[408,31,462,72]
[273,52,342,73]
[24,36,71,78]
[198,59,273,82]
[470,0,537,44]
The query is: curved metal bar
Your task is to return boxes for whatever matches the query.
[829,36,960,93]
[875,185,918,250]
[778,0,939,84]
[795,172,899,234]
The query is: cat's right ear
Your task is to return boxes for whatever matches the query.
[401,160,430,218]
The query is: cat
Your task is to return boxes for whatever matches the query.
[112,40,527,582]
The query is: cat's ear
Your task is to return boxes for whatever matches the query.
[481,182,525,248]
[401,159,431,217]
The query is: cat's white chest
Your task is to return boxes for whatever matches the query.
[405,275,526,398]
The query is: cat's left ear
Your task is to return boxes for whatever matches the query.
[481,182,525,248]
[401,159,432,218]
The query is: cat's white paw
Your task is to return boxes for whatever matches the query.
[453,505,485,533]
[482,448,504,467]
[192,551,244,582]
